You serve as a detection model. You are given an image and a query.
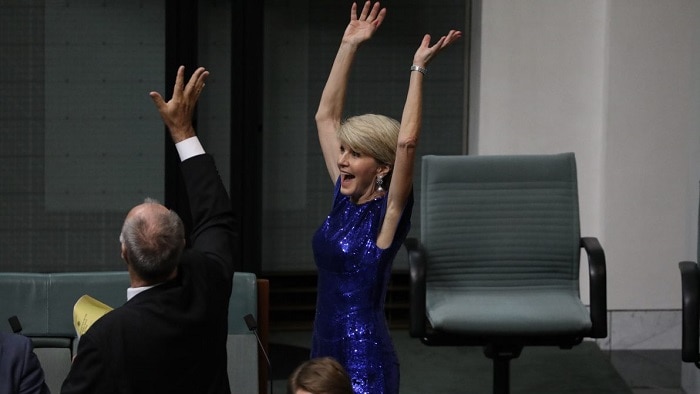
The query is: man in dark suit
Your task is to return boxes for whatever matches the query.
[0,332,51,394]
[61,66,238,394]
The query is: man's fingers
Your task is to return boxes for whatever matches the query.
[188,67,205,86]
[149,92,165,109]
[152,66,208,113]
[173,65,186,96]
[196,70,210,87]
[185,67,209,96]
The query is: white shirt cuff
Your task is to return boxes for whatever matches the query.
[175,137,205,161]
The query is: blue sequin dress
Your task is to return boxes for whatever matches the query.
[311,178,413,394]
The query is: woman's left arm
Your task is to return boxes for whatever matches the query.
[376,30,462,249]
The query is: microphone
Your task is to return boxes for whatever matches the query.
[8,315,22,333]
[244,313,273,394]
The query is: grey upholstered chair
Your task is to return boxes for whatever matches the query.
[679,182,699,367]
[405,153,607,394]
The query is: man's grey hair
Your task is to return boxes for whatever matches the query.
[120,198,185,283]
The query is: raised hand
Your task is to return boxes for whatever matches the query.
[149,66,209,143]
[412,30,463,69]
[342,1,387,46]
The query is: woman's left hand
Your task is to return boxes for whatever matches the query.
[412,29,462,69]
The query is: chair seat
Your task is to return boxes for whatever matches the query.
[427,287,592,335]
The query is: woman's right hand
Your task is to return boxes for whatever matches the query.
[342,1,386,46]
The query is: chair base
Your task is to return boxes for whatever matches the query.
[484,344,523,394]
[418,332,587,394]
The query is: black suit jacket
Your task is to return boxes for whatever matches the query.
[61,154,238,394]
[0,332,51,394]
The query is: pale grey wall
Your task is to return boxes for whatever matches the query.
[471,0,700,310]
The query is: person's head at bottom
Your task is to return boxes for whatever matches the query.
[287,357,353,394]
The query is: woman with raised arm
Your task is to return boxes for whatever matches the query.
[311,1,461,393]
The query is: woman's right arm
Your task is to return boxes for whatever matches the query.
[315,1,386,183]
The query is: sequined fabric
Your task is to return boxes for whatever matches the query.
[311,178,413,394]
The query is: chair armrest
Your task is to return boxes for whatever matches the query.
[679,261,700,363]
[581,237,607,338]
[405,238,427,338]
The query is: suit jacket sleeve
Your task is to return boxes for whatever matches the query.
[0,333,50,394]
[179,153,238,278]
[60,335,107,394]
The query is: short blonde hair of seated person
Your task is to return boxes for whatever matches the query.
[287,357,353,394]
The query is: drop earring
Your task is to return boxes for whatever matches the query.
[376,176,384,192]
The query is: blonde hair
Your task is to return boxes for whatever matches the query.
[337,113,399,167]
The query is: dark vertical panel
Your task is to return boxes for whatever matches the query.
[165,0,198,237]
[467,0,480,155]
[231,1,264,274]
[463,0,473,155]
[0,0,47,271]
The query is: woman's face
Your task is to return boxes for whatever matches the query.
[337,143,385,204]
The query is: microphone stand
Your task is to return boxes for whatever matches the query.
[244,314,273,394]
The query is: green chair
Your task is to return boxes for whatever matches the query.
[406,153,607,394]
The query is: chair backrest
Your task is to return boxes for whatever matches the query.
[420,153,581,291]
